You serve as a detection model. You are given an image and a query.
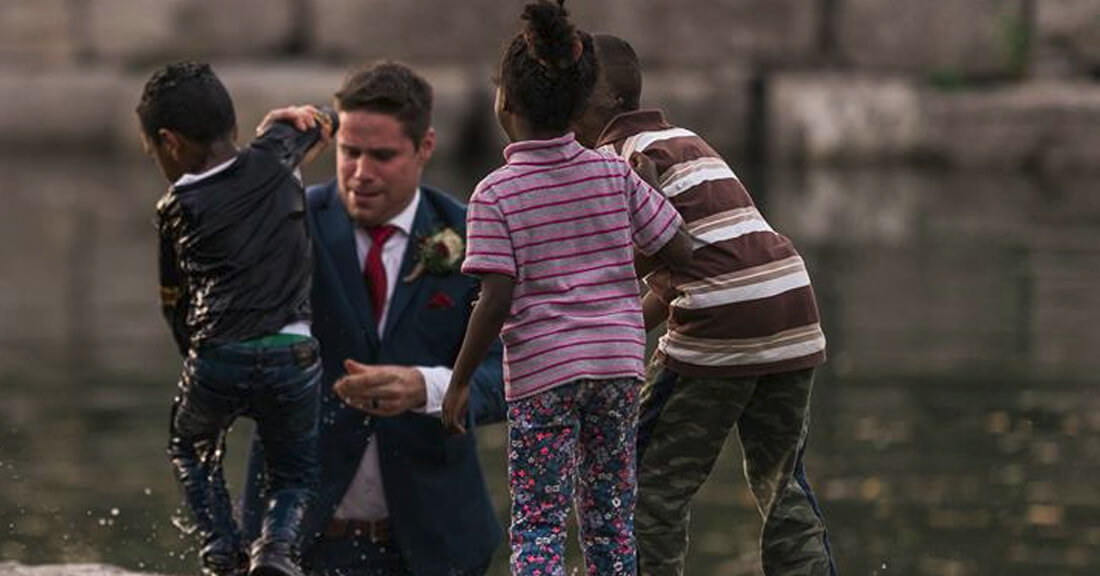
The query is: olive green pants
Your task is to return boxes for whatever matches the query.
[635,363,837,576]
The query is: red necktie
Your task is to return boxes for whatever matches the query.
[364,225,398,325]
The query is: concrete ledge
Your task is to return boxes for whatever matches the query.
[86,0,296,64]
[5,64,1100,172]
[310,0,818,68]
[768,72,1100,170]
[0,70,122,149]
[0,0,76,67]
[768,73,926,163]
[1035,0,1100,77]
[0,564,164,576]
[836,0,1029,79]
[925,81,1100,170]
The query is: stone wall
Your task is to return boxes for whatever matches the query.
[0,0,1098,169]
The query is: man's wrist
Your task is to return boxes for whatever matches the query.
[414,366,452,415]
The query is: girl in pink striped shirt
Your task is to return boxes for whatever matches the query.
[441,1,690,574]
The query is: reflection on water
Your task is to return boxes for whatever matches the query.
[1,153,1098,575]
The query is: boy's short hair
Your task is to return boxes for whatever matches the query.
[593,34,642,112]
[334,61,433,146]
[136,60,236,145]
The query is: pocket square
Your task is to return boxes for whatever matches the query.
[427,290,455,310]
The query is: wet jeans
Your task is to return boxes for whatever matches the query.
[168,337,321,558]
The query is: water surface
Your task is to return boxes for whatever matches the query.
[1,154,1097,575]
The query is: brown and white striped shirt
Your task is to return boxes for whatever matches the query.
[596,110,826,378]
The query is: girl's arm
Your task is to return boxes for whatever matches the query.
[442,273,515,433]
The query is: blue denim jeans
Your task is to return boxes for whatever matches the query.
[168,337,321,559]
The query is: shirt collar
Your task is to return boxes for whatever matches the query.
[356,188,421,238]
[173,155,238,188]
[595,110,672,148]
[503,132,585,164]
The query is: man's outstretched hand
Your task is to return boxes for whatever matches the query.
[334,359,427,416]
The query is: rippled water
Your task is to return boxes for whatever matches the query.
[1,153,1098,575]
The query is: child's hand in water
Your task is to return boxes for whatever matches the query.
[441,380,470,435]
[629,151,660,189]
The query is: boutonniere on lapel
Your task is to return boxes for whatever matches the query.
[402,227,465,283]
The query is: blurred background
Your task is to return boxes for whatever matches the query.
[2,1,1100,575]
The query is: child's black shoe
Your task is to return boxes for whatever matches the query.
[248,540,305,576]
[200,536,248,576]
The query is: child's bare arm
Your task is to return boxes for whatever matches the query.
[642,290,669,333]
[442,273,515,433]
[651,225,693,270]
[627,151,694,272]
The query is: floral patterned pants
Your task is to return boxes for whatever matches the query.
[507,377,641,576]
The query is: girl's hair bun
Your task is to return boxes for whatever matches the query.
[521,0,582,73]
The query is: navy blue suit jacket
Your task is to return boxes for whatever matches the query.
[244,182,506,575]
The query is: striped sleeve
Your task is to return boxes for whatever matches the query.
[625,168,683,256]
[462,193,517,277]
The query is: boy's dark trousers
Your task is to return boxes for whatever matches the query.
[635,363,838,576]
[168,338,321,575]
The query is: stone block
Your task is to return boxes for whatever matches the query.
[1034,0,1100,77]
[311,0,632,66]
[836,0,1030,79]
[924,81,1100,170]
[0,69,122,149]
[311,0,816,69]
[626,0,819,67]
[0,0,77,66]
[86,0,187,63]
[767,73,925,164]
[87,0,295,64]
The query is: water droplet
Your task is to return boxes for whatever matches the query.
[143,488,153,496]
[110,507,120,517]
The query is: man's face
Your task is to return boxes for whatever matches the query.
[336,109,435,228]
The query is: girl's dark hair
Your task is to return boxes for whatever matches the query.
[500,0,598,133]
[136,60,236,145]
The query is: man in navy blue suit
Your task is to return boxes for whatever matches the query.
[243,62,506,576]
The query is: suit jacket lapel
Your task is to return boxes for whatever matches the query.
[314,185,382,349]
[381,194,440,341]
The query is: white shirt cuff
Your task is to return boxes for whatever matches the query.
[414,366,452,416]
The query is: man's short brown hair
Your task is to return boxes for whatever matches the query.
[335,61,433,146]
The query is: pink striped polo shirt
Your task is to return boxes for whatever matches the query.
[463,133,683,401]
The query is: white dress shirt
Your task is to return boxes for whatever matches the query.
[333,189,453,521]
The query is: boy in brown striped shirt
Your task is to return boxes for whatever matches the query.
[573,34,838,576]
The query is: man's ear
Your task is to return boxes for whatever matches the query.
[417,127,436,163]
